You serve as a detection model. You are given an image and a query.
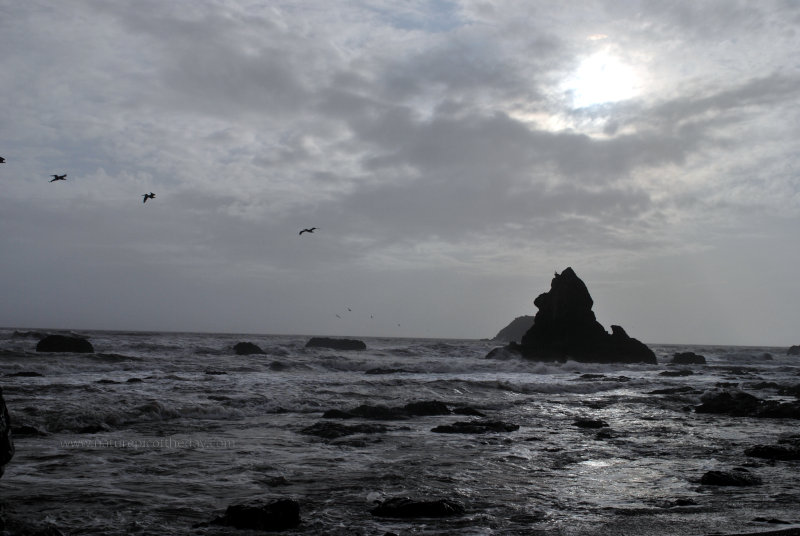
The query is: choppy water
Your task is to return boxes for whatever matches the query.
[1,328,799,535]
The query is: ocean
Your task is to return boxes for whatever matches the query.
[1,328,799,535]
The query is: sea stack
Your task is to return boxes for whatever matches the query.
[487,267,656,364]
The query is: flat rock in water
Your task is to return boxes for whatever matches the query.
[573,418,609,429]
[323,400,452,420]
[370,497,465,518]
[745,444,800,460]
[305,337,366,351]
[700,468,762,486]
[36,335,94,353]
[431,420,518,434]
[300,421,389,439]
[233,341,265,355]
[210,499,300,531]
[671,351,707,365]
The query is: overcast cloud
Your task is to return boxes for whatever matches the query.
[1,1,799,345]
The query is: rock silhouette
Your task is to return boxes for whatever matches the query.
[487,268,656,364]
[36,334,94,353]
[492,315,535,343]
[305,337,366,351]
[0,387,14,478]
[233,342,265,355]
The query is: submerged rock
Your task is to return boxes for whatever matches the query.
[233,341,265,355]
[487,268,656,364]
[745,444,800,460]
[370,497,465,518]
[209,499,301,531]
[671,352,707,365]
[305,337,366,351]
[36,334,94,353]
[0,387,14,477]
[300,421,389,439]
[573,418,609,429]
[431,420,519,434]
[492,315,535,343]
[700,468,762,487]
[323,400,453,420]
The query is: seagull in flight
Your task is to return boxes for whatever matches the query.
[49,174,67,182]
[299,227,317,235]
[142,192,156,203]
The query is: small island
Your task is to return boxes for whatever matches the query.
[487,267,656,364]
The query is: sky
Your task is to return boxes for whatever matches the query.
[1,1,799,345]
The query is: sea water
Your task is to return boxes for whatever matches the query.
[1,329,799,535]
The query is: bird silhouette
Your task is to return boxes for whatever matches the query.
[49,174,67,182]
[0,157,5,163]
[299,227,317,235]
[142,192,156,203]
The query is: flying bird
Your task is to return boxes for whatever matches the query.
[0,157,5,163]
[49,174,67,182]
[299,227,317,235]
[142,192,156,203]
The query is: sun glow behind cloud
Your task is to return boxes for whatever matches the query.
[563,50,641,108]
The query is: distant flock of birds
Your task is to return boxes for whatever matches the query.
[0,155,405,325]
[0,156,315,235]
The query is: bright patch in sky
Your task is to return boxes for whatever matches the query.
[563,51,641,108]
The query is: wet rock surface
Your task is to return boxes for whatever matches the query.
[431,420,519,434]
[208,499,301,531]
[700,468,762,487]
[370,497,466,518]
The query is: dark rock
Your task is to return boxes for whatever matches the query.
[695,390,800,418]
[695,391,763,416]
[403,400,451,416]
[370,497,465,518]
[365,367,413,375]
[648,386,698,395]
[78,423,110,434]
[305,337,366,351]
[660,369,694,377]
[36,334,94,353]
[594,428,615,440]
[453,407,486,417]
[487,268,656,364]
[431,420,519,434]
[0,387,14,477]
[11,424,48,437]
[492,315,535,343]
[745,444,800,460]
[700,468,762,486]
[210,499,301,531]
[234,341,266,355]
[671,352,706,365]
[126,377,143,383]
[788,345,800,356]
[778,384,800,398]
[573,418,609,429]
[300,421,389,439]
[323,400,452,420]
